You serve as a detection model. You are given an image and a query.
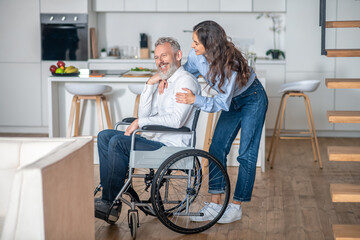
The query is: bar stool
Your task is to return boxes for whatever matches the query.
[65,84,113,137]
[128,84,144,118]
[267,80,323,169]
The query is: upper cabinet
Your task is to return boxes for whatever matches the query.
[94,0,287,12]
[188,0,220,12]
[94,0,124,12]
[157,0,187,12]
[124,0,156,12]
[40,0,88,13]
[220,0,252,12]
[0,0,41,62]
[253,0,286,12]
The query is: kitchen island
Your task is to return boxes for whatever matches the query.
[48,75,265,171]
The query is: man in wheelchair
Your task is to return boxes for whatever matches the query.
[95,37,201,223]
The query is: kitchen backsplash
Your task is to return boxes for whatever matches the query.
[96,12,286,59]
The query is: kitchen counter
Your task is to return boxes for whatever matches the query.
[48,75,266,171]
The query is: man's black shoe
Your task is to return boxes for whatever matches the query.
[95,198,122,224]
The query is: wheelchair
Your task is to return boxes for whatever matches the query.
[94,110,231,239]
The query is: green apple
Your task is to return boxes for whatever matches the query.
[55,68,64,74]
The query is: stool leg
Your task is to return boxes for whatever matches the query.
[203,112,215,152]
[67,96,77,137]
[133,94,140,118]
[96,96,104,132]
[74,96,81,136]
[101,95,113,129]
[304,94,323,169]
[270,93,290,169]
[267,93,286,162]
[302,94,317,162]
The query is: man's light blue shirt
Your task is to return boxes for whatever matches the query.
[183,49,256,113]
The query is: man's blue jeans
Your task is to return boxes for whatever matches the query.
[209,79,268,202]
[97,129,165,202]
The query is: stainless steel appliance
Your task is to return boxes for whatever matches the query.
[41,13,88,61]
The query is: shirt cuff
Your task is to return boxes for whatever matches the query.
[193,94,206,109]
[143,82,157,93]
[138,117,150,128]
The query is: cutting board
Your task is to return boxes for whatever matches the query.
[122,73,153,77]
[90,28,98,59]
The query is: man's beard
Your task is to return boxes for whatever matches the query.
[158,62,178,80]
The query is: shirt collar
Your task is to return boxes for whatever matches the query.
[166,66,184,84]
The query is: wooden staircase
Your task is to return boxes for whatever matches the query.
[320,1,360,239]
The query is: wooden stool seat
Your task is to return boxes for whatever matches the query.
[267,80,322,169]
[65,84,113,137]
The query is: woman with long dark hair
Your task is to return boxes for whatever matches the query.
[176,20,268,224]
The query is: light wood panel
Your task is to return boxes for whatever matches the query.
[333,224,360,240]
[93,137,360,240]
[331,184,360,202]
[326,21,360,28]
[326,78,360,89]
[327,111,360,123]
[326,49,360,57]
[328,146,360,162]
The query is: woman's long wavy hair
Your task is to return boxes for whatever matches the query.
[194,21,250,93]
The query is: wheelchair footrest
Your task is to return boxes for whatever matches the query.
[173,212,204,217]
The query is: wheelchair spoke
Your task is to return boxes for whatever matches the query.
[151,149,230,234]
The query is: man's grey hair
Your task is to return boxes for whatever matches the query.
[155,37,181,53]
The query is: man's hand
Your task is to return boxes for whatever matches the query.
[158,80,168,94]
[147,73,162,85]
[176,88,195,105]
[125,119,139,136]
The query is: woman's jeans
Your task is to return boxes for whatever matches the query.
[97,129,165,202]
[209,79,268,202]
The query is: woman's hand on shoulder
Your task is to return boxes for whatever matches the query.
[176,88,195,105]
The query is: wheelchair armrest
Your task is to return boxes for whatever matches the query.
[141,125,191,132]
[114,117,137,129]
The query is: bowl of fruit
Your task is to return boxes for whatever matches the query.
[50,61,80,76]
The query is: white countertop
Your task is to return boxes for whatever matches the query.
[48,75,207,83]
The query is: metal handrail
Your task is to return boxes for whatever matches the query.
[320,0,327,55]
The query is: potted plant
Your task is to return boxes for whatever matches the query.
[100,48,107,57]
[257,13,285,60]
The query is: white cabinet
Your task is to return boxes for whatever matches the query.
[157,0,187,12]
[124,0,156,11]
[0,0,40,63]
[188,0,220,12]
[0,63,42,126]
[40,0,88,13]
[94,0,124,12]
[220,0,252,12]
[253,0,286,12]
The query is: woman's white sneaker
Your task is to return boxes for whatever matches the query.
[217,203,242,224]
[190,202,222,222]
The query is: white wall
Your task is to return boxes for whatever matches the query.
[96,12,286,58]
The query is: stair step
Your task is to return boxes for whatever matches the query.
[331,184,360,202]
[327,111,360,123]
[333,224,360,240]
[326,49,360,57]
[328,146,360,162]
[326,20,360,28]
[326,78,360,88]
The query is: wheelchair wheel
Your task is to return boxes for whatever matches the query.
[151,149,230,234]
[128,211,138,239]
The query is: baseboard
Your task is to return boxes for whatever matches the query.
[265,129,360,138]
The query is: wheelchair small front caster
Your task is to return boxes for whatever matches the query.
[128,209,139,239]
